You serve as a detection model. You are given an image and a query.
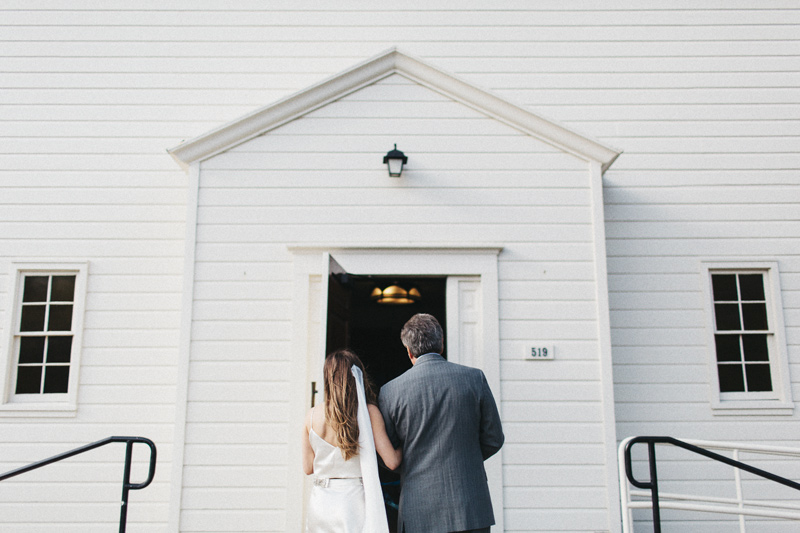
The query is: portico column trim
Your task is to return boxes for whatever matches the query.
[589,161,622,533]
[168,162,200,532]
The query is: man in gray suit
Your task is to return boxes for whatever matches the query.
[379,313,504,533]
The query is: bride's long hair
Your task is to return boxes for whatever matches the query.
[323,349,376,461]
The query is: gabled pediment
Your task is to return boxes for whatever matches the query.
[168,47,621,172]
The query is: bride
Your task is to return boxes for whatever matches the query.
[302,349,402,533]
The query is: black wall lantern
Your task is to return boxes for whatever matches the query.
[383,144,408,177]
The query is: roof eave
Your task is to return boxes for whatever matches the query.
[168,47,622,172]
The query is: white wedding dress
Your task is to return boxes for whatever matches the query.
[306,427,366,532]
[305,366,389,533]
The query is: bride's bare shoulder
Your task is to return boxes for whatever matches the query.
[310,403,330,435]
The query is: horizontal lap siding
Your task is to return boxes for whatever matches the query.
[183,75,610,531]
[606,164,799,529]
[592,6,799,532]
[0,172,184,530]
[607,176,798,429]
[0,298,180,499]
[2,2,797,532]
[0,3,189,530]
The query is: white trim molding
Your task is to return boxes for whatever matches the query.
[287,246,504,532]
[168,48,622,172]
[589,161,622,533]
[168,162,201,531]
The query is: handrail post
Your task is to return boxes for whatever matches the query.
[119,440,134,533]
[624,437,663,533]
[733,449,746,533]
[647,440,661,533]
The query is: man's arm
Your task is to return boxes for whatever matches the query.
[478,372,504,460]
[378,389,402,449]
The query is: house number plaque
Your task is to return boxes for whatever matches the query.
[527,345,554,360]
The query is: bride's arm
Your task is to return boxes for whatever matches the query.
[302,408,315,475]
[368,404,402,470]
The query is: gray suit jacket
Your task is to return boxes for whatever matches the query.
[378,353,504,533]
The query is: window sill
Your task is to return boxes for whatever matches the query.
[0,402,77,418]
[711,400,794,416]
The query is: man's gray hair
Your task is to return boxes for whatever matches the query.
[400,313,444,357]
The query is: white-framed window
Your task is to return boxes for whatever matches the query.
[701,262,793,415]
[1,262,88,416]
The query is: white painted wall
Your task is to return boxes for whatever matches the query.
[0,136,184,528]
[181,74,611,532]
[0,2,797,532]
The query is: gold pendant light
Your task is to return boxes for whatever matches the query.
[371,284,421,305]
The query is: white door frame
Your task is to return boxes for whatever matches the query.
[287,246,503,532]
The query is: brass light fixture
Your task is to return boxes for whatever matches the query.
[371,284,421,305]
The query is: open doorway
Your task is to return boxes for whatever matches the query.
[327,275,447,385]
[325,273,446,531]
[288,248,503,533]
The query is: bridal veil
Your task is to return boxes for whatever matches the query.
[351,365,390,533]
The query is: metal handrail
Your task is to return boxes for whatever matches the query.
[0,436,157,533]
[619,436,800,533]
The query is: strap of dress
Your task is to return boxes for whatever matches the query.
[351,365,389,533]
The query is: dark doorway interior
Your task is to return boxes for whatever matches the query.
[325,275,447,386]
[349,276,447,388]
[325,274,447,531]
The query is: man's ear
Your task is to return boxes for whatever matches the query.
[407,347,417,365]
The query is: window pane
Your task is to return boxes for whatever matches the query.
[15,366,42,394]
[47,305,73,331]
[745,364,772,392]
[741,303,768,330]
[19,337,45,364]
[718,364,745,392]
[739,274,765,301]
[20,305,46,332]
[712,274,738,301]
[47,336,73,363]
[23,276,49,302]
[742,334,769,362]
[43,366,70,394]
[51,276,76,302]
[715,335,741,362]
[714,303,741,330]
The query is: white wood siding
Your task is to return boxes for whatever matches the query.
[184,75,609,532]
[0,184,184,529]
[1,2,797,532]
[0,4,187,531]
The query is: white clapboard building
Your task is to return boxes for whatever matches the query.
[0,3,798,532]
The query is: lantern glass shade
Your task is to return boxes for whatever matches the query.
[383,144,408,177]
[386,158,404,177]
[371,284,421,305]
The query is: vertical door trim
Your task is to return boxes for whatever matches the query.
[288,246,503,531]
[447,276,504,531]
[447,276,482,369]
